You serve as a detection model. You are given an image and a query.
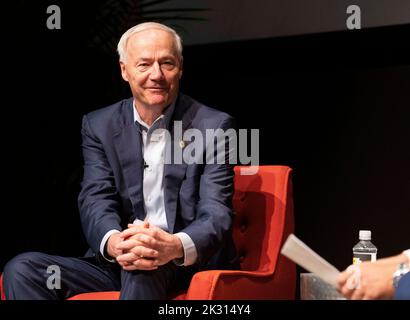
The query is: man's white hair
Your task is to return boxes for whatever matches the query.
[117,22,183,63]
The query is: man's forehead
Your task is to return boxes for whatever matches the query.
[128,47,179,59]
[126,31,178,58]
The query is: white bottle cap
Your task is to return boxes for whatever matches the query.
[359,230,371,240]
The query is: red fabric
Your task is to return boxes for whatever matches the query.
[68,291,186,300]
[68,291,119,300]
[0,273,4,300]
[185,166,296,299]
[2,166,295,300]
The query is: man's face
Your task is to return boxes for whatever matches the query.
[120,29,182,110]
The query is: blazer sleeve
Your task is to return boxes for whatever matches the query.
[78,115,122,255]
[179,116,236,266]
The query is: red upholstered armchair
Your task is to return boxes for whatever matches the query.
[0,165,295,300]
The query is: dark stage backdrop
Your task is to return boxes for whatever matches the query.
[1,2,410,295]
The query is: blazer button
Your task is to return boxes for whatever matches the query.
[240,224,246,233]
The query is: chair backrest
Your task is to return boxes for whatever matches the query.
[232,166,294,274]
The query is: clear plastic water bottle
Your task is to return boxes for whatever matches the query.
[352,230,377,264]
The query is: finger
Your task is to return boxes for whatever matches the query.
[120,257,158,271]
[117,260,135,269]
[337,272,349,287]
[129,233,157,247]
[130,246,158,259]
[345,266,361,290]
[122,264,139,271]
[340,284,354,299]
[120,226,141,239]
[118,260,131,267]
[127,221,150,229]
[121,224,155,239]
[351,288,364,300]
[116,239,139,250]
[132,228,163,243]
[338,265,356,285]
[343,273,362,300]
[123,264,157,271]
[132,258,159,270]
[116,252,140,263]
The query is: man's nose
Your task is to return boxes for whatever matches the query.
[149,62,164,81]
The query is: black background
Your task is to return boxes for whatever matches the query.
[1,1,410,298]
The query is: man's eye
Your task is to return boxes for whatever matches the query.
[137,63,150,71]
[161,61,175,69]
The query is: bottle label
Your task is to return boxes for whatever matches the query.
[353,253,376,264]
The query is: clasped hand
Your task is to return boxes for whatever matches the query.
[108,223,183,271]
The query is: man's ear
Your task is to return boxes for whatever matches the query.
[119,61,129,82]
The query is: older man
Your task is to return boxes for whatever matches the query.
[3,22,238,299]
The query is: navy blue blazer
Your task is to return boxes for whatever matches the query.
[78,93,238,270]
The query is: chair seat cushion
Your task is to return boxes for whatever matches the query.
[68,291,120,300]
[67,291,187,300]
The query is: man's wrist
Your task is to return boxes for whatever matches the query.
[100,229,121,262]
[173,235,184,259]
[105,239,115,260]
[173,232,198,266]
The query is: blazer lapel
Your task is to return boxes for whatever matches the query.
[113,100,145,222]
[164,94,195,232]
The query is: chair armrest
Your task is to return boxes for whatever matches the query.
[185,269,288,300]
[0,273,5,300]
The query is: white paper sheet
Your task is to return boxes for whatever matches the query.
[281,234,340,288]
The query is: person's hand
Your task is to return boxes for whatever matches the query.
[337,255,406,300]
[106,232,124,260]
[119,223,184,268]
[115,221,160,271]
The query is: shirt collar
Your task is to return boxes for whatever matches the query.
[133,98,176,131]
